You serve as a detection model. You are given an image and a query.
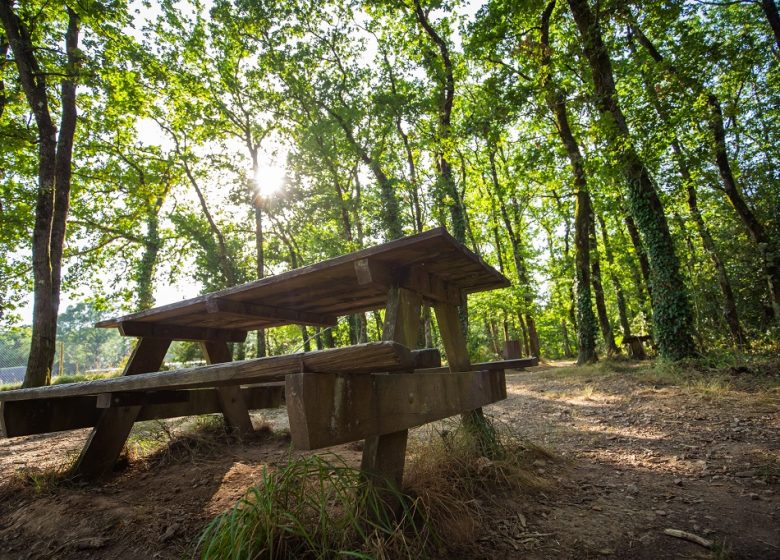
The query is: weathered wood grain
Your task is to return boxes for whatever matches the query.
[118,321,247,342]
[71,337,171,479]
[204,297,337,328]
[0,384,284,437]
[415,357,539,374]
[200,341,255,437]
[96,228,509,333]
[0,342,432,403]
[286,370,507,450]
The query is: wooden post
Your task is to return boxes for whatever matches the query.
[71,337,171,480]
[503,340,521,360]
[360,285,421,493]
[200,341,254,437]
[434,302,496,454]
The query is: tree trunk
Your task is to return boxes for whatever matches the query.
[1,3,80,387]
[540,0,597,364]
[490,153,541,359]
[629,20,780,325]
[568,0,696,359]
[598,213,631,339]
[761,0,780,52]
[588,202,619,356]
[623,213,651,304]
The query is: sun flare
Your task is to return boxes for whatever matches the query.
[253,164,286,198]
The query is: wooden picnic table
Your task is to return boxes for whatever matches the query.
[1,228,537,486]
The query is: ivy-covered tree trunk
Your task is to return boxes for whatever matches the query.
[627,32,747,347]
[136,200,163,311]
[539,0,596,364]
[629,21,780,326]
[567,0,696,360]
[1,3,80,387]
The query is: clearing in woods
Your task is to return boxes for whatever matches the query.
[0,360,778,559]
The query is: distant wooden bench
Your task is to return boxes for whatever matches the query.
[1,228,536,491]
[621,335,654,359]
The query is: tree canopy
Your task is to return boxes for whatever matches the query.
[1,0,779,383]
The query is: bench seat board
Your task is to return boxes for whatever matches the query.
[0,384,284,438]
[286,369,506,450]
[0,342,432,403]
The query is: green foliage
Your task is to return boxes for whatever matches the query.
[2,0,777,367]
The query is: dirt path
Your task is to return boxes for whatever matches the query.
[0,361,777,559]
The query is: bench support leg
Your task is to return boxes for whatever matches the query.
[434,302,497,456]
[71,337,171,480]
[200,341,254,437]
[361,286,421,495]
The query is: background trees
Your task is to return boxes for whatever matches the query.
[1,0,778,383]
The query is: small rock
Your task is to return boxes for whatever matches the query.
[749,493,760,501]
[77,537,108,550]
[533,459,547,467]
[161,523,181,542]
[673,479,683,486]
[655,510,667,516]
[592,505,603,511]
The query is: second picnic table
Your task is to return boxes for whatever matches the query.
[1,228,537,486]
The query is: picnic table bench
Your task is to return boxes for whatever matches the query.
[1,228,538,489]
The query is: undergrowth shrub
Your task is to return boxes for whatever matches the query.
[197,417,558,559]
[404,417,556,549]
[197,453,432,559]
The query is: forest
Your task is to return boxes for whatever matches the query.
[1,0,779,387]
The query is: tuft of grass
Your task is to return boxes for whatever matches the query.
[197,454,433,560]
[197,416,556,559]
[10,450,80,494]
[404,417,557,548]
[0,382,21,391]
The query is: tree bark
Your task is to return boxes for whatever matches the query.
[588,200,620,356]
[540,0,596,364]
[629,20,780,325]
[412,0,466,243]
[598,213,631,339]
[567,0,696,359]
[761,0,780,52]
[1,3,80,387]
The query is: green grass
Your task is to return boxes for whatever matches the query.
[197,417,558,560]
[198,454,432,560]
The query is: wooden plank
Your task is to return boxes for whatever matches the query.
[95,390,189,408]
[415,357,538,374]
[401,266,463,306]
[97,228,509,331]
[71,338,171,480]
[286,370,507,450]
[0,385,284,438]
[118,321,247,342]
[205,297,337,328]
[0,342,417,403]
[434,302,493,443]
[360,286,422,492]
[201,341,254,437]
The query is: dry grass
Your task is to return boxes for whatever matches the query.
[404,418,558,550]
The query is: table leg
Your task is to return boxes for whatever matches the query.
[434,302,495,453]
[200,341,254,437]
[71,337,171,480]
[360,286,421,491]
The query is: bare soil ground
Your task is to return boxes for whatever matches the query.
[0,360,778,559]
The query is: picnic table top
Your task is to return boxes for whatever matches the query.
[97,228,509,341]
